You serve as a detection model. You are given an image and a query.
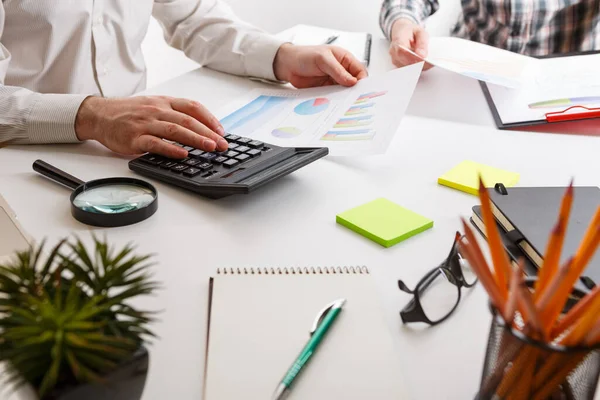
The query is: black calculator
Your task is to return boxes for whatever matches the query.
[128,135,328,199]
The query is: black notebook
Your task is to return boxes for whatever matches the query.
[470,206,537,277]
[486,185,600,287]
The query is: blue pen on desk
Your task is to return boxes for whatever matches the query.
[272,298,346,400]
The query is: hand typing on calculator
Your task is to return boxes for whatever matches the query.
[129,135,328,199]
[75,96,229,159]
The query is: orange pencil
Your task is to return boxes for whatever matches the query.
[561,288,600,345]
[551,283,600,339]
[495,347,536,397]
[536,258,573,332]
[535,183,573,299]
[460,218,494,285]
[583,317,600,344]
[532,355,583,400]
[460,220,506,310]
[517,276,544,338]
[504,263,521,323]
[478,178,512,296]
[540,211,600,330]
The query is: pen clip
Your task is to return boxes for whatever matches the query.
[310,298,345,335]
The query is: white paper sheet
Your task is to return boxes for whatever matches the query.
[412,37,537,88]
[217,63,422,156]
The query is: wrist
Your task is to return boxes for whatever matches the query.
[74,96,103,141]
[391,17,418,41]
[273,43,294,82]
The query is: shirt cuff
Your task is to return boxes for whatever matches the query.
[243,34,287,81]
[27,94,88,144]
[384,12,421,40]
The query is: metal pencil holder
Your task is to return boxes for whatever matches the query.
[477,284,600,400]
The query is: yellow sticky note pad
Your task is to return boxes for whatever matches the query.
[336,198,433,248]
[438,160,520,195]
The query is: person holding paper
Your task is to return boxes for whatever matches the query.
[0,1,367,159]
[380,0,600,68]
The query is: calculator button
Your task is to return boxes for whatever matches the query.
[223,159,240,168]
[183,167,202,177]
[236,145,250,153]
[189,149,205,158]
[198,162,212,170]
[235,154,251,162]
[160,161,178,169]
[140,155,164,165]
[237,137,252,144]
[227,143,239,150]
[184,159,201,166]
[225,134,240,141]
[248,140,263,149]
[171,164,189,173]
[200,153,217,162]
[246,149,261,158]
[224,150,239,158]
[214,156,228,164]
[173,142,184,147]
[183,145,194,152]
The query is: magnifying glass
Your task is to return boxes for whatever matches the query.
[33,160,158,227]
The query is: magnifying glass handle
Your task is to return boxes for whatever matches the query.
[33,160,85,190]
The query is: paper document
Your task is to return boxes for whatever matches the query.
[276,24,371,65]
[484,52,600,124]
[217,63,422,156]
[419,37,534,88]
[409,35,600,122]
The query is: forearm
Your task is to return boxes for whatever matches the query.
[153,0,285,80]
[0,85,87,145]
[379,0,439,39]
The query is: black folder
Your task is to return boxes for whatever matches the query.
[483,185,600,289]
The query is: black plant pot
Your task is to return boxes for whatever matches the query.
[46,346,149,400]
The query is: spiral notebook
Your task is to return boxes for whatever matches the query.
[203,267,407,399]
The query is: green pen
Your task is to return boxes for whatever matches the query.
[272,298,346,400]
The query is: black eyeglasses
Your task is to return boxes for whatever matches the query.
[398,233,478,325]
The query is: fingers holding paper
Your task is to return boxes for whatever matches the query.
[273,44,368,89]
[389,19,433,70]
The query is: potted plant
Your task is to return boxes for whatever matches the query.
[0,237,159,400]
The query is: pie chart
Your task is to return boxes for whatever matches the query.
[294,98,330,115]
[272,126,301,139]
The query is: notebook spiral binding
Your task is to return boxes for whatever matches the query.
[216,266,369,275]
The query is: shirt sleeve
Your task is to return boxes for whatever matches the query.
[152,0,286,81]
[0,4,87,145]
[379,0,440,40]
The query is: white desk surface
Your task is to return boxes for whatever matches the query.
[2,37,600,400]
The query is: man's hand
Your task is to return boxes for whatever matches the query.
[389,19,433,70]
[273,44,368,88]
[75,96,228,158]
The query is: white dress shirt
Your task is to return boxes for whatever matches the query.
[0,0,284,145]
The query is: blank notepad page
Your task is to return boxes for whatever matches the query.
[204,268,407,399]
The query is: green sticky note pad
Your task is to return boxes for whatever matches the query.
[336,198,433,248]
[438,160,520,196]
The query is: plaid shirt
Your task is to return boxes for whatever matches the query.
[380,0,600,56]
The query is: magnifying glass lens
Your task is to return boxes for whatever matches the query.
[72,184,156,214]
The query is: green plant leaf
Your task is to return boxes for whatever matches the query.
[37,352,61,398]
[41,239,67,277]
